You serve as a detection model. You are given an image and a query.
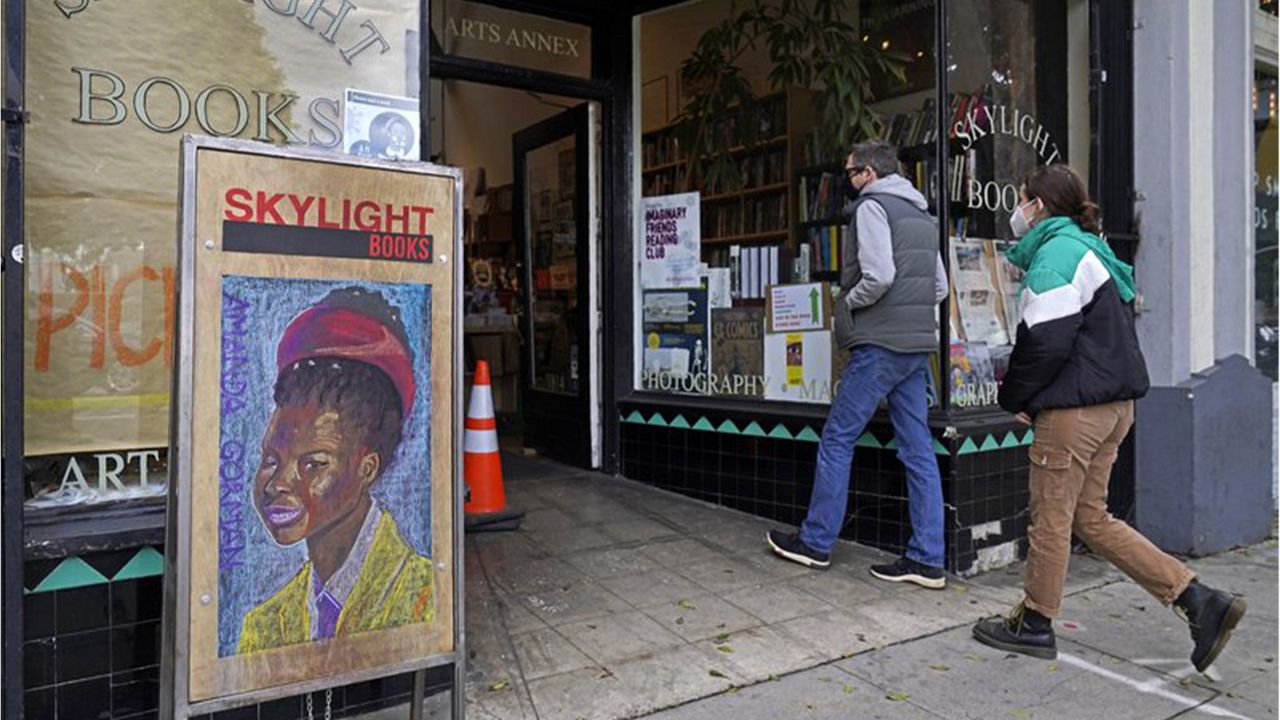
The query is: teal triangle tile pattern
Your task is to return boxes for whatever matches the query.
[113,547,165,582]
[692,417,716,432]
[30,557,110,594]
[1001,432,1021,449]
[883,437,898,450]
[768,424,794,440]
[742,421,767,437]
[717,419,742,435]
[855,433,882,449]
[795,427,822,442]
[624,411,646,424]
[957,437,980,455]
[1022,429,1035,445]
[648,413,668,427]
[979,435,1000,452]
[669,415,691,429]
[933,438,950,455]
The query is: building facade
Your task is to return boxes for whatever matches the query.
[1,1,1274,718]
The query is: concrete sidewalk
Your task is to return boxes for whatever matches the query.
[645,544,1278,720]
[462,455,1278,720]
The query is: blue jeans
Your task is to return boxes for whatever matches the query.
[799,345,945,568]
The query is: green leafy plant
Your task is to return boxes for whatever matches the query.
[673,0,908,193]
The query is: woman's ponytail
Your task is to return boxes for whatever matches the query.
[1073,200,1101,234]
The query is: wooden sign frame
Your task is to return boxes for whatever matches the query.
[162,136,465,719]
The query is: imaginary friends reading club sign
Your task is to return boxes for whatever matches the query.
[641,192,701,290]
[165,138,460,717]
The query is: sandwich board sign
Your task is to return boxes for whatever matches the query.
[162,136,464,719]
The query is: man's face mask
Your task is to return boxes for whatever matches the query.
[844,165,869,200]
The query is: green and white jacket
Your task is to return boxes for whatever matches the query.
[998,216,1149,416]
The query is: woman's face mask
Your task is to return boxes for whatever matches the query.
[1010,198,1042,238]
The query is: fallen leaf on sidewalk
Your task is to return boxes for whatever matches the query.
[709,669,729,679]
[489,681,508,692]
[963,652,988,663]
[1046,663,1060,672]
[886,691,911,702]
[1179,676,1197,687]
[951,586,968,593]
[1107,613,1124,619]
[677,599,696,610]
[723,687,739,696]
[714,633,731,643]
[842,684,855,694]
[1009,709,1030,719]
[928,663,950,672]
[717,645,735,654]
[805,703,817,711]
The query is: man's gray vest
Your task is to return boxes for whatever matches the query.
[832,192,937,354]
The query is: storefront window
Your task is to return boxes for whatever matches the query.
[635,0,935,405]
[23,0,421,508]
[1255,71,1278,380]
[943,0,1082,410]
[430,0,592,79]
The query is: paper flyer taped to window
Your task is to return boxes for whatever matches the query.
[641,192,702,289]
[344,89,421,160]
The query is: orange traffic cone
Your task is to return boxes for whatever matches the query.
[464,361,524,532]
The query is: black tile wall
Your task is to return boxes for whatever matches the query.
[26,687,56,720]
[620,409,1036,575]
[57,676,111,720]
[56,585,110,635]
[23,554,454,719]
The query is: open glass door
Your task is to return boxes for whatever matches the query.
[514,103,599,468]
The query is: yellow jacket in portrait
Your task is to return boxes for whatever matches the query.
[237,511,434,654]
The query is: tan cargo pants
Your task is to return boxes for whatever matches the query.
[1023,401,1196,618]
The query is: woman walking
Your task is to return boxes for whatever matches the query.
[971,164,1246,674]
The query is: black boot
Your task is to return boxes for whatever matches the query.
[1175,580,1247,673]
[972,602,1057,660]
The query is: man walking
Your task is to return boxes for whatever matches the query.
[767,140,949,589]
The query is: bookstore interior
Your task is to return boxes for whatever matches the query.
[634,0,1083,414]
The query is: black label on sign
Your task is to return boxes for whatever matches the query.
[222,221,434,264]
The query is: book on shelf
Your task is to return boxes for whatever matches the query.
[878,97,937,149]
[805,224,848,274]
[642,131,683,169]
[725,243,791,301]
[798,172,844,223]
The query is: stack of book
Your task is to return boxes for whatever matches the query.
[728,244,792,300]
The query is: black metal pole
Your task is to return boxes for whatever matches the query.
[935,0,951,413]
[2,0,26,716]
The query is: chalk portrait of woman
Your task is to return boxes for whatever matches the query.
[237,287,433,654]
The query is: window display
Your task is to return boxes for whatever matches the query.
[942,0,1076,410]
[636,0,934,407]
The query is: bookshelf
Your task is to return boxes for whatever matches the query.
[642,89,820,299]
[794,88,991,279]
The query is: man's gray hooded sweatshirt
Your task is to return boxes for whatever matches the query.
[832,173,948,353]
